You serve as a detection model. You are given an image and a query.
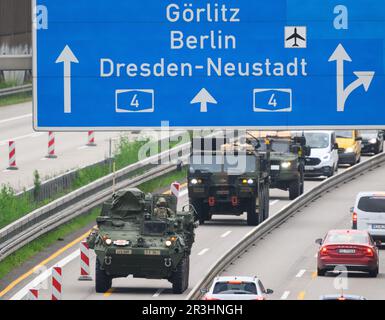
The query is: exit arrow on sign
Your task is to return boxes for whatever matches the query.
[190,88,217,113]
[56,45,79,114]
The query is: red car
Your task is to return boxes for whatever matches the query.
[316,229,380,277]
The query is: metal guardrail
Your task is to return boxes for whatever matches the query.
[0,84,32,98]
[187,152,385,300]
[0,141,191,262]
[0,55,32,71]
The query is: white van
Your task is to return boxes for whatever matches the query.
[352,192,385,241]
[292,131,339,177]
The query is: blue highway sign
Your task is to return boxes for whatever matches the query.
[33,0,385,130]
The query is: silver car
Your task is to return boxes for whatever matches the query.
[202,276,273,300]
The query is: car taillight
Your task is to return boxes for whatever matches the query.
[231,196,238,206]
[203,295,220,301]
[254,296,265,300]
[208,197,215,207]
[320,246,328,256]
[365,247,374,257]
[352,212,358,229]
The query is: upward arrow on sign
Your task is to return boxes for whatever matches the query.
[191,88,217,113]
[56,45,79,114]
[329,44,375,112]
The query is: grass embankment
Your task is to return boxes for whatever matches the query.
[0,169,187,280]
[0,81,32,107]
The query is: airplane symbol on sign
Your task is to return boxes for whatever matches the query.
[285,27,307,49]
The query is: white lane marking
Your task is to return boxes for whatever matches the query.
[198,248,210,256]
[153,288,164,298]
[269,200,279,206]
[295,269,306,278]
[280,291,290,300]
[0,132,44,146]
[10,249,80,300]
[77,146,89,150]
[221,231,232,238]
[0,113,32,125]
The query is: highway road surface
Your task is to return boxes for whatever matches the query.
[1,158,372,300]
[0,102,160,191]
[220,159,385,300]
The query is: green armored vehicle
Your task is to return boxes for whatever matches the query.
[87,188,197,294]
[188,137,270,226]
[248,131,310,200]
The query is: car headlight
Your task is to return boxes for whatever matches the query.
[281,162,291,169]
[323,154,331,160]
[105,238,112,246]
[247,178,254,185]
[369,138,377,144]
[191,178,198,185]
[345,147,354,153]
[165,240,172,247]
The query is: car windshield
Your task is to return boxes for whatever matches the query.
[142,221,167,235]
[325,232,369,245]
[258,140,290,153]
[336,131,353,139]
[358,196,385,213]
[301,133,329,149]
[213,282,257,294]
[360,130,378,139]
[190,155,256,175]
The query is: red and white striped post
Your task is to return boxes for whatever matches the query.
[46,131,57,159]
[27,289,39,300]
[170,182,180,208]
[87,131,96,146]
[51,267,62,300]
[78,241,93,281]
[7,141,18,170]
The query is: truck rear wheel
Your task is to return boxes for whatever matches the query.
[289,178,301,200]
[172,256,189,294]
[95,259,112,293]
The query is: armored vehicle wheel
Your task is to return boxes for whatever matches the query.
[247,197,259,226]
[95,259,112,293]
[299,169,305,195]
[192,200,211,224]
[289,178,301,200]
[172,256,190,294]
[263,184,270,221]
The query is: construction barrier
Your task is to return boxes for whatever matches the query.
[46,131,57,159]
[51,267,62,300]
[170,182,180,208]
[78,241,93,281]
[87,131,96,146]
[27,289,39,300]
[7,141,18,170]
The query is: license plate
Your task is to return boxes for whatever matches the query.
[271,165,280,170]
[339,249,355,254]
[115,249,132,255]
[144,249,161,256]
[216,190,229,195]
[372,224,385,230]
[305,166,314,170]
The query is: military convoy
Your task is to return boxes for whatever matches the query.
[87,188,197,294]
[187,137,271,226]
[249,131,310,200]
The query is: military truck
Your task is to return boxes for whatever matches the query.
[187,137,270,226]
[248,131,310,200]
[87,188,197,294]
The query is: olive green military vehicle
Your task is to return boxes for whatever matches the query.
[87,188,197,294]
[248,131,310,200]
[187,137,270,226]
